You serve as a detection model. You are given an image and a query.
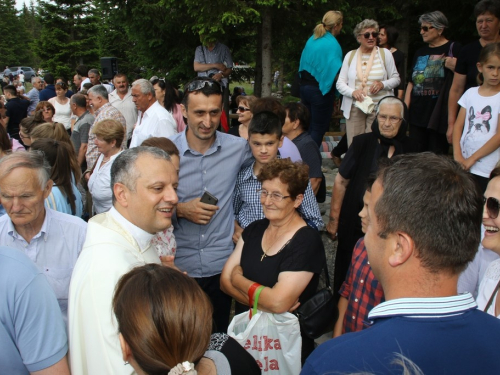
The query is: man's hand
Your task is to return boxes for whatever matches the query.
[326,218,338,241]
[212,73,224,82]
[233,221,243,244]
[177,198,219,224]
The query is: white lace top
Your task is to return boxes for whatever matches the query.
[477,258,500,317]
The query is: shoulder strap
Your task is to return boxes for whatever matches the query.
[348,50,356,67]
[380,47,386,68]
[448,42,455,58]
[484,278,500,313]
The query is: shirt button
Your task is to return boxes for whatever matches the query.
[360,280,364,283]
[202,234,204,238]
[367,261,370,265]
[201,249,204,252]
[355,298,358,302]
[352,316,355,319]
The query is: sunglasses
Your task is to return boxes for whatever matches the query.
[420,26,435,32]
[360,32,379,39]
[237,106,251,112]
[185,79,223,93]
[485,196,500,219]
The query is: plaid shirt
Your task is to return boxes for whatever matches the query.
[339,237,384,334]
[233,159,324,230]
[85,103,127,168]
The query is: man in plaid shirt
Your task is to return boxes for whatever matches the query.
[85,85,127,169]
[333,179,384,336]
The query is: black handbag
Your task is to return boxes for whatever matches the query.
[294,264,338,339]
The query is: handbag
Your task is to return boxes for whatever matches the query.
[228,286,302,374]
[294,264,338,339]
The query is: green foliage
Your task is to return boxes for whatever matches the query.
[0,0,32,67]
[34,0,100,79]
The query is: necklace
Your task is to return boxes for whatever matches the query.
[260,216,295,261]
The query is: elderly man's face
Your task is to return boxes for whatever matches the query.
[377,103,403,139]
[33,78,43,91]
[88,91,104,111]
[131,86,153,112]
[114,76,129,95]
[119,154,178,234]
[88,72,100,85]
[0,167,52,229]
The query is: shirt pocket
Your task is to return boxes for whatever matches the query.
[43,267,74,300]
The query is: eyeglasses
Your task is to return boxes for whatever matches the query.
[484,196,500,219]
[257,189,291,202]
[237,106,251,112]
[185,79,223,93]
[420,26,435,32]
[377,114,402,124]
[360,32,379,39]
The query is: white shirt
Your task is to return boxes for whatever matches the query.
[0,208,87,321]
[109,88,138,140]
[88,151,122,214]
[80,77,90,90]
[477,258,500,317]
[130,100,177,147]
[68,209,160,375]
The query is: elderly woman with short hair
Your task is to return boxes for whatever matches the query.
[337,19,400,146]
[88,119,125,214]
[404,11,461,154]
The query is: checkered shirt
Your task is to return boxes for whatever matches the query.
[339,237,385,334]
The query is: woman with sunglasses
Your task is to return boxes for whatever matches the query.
[337,19,400,146]
[228,95,257,138]
[404,11,461,154]
[474,167,500,317]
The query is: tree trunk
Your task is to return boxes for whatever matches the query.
[254,23,262,97]
[261,8,272,97]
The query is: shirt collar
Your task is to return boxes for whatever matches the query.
[368,293,477,321]
[77,110,90,122]
[94,102,111,116]
[109,206,155,252]
[179,128,221,156]
[7,208,51,242]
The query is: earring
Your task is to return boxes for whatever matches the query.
[124,361,129,365]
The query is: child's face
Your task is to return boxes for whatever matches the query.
[248,133,283,166]
[477,55,500,87]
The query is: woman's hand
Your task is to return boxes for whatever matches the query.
[352,89,365,102]
[369,81,384,95]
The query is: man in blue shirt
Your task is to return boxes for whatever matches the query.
[0,246,69,374]
[302,153,500,374]
[170,77,251,333]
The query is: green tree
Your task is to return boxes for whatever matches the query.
[34,0,100,79]
[0,0,32,68]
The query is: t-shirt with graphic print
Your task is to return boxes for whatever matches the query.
[458,86,500,178]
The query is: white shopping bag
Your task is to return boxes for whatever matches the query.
[227,286,302,374]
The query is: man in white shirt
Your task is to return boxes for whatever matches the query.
[68,147,179,375]
[0,152,87,322]
[129,78,177,147]
[88,68,114,93]
[109,73,138,141]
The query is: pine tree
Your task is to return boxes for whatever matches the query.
[0,0,31,68]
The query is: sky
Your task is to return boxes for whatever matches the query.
[16,0,32,10]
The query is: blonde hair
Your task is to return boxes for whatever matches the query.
[313,10,343,39]
[92,119,125,147]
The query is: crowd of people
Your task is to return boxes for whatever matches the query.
[3,1,500,374]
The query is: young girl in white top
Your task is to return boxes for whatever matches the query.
[453,42,500,192]
[49,82,71,132]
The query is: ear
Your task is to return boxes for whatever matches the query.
[293,193,304,208]
[292,119,301,131]
[278,135,284,148]
[119,333,132,363]
[388,232,413,268]
[43,179,53,200]
[477,62,483,73]
[113,182,130,208]
[181,104,187,119]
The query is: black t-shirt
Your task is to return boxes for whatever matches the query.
[408,41,462,127]
[392,49,405,90]
[292,132,322,178]
[455,39,482,91]
[5,97,29,139]
[235,218,325,314]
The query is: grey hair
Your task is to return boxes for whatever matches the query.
[376,97,404,118]
[31,76,41,84]
[70,94,87,108]
[88,85,109,101]
[418,11,448,30]
[88,68,101,77]
[132,79,156,97]
[353,19,379,38]
[0,151,51,190]
[110,147,171,203]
